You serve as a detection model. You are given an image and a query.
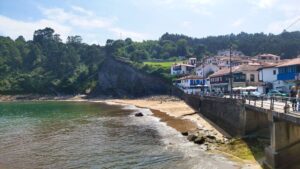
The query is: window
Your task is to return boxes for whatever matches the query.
[250,74,255,82]
[273,70,276,75]
[292,66,296,73]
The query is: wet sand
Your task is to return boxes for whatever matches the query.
[151,109,198,133]
[107,96,229,140]
[106,96,263,169]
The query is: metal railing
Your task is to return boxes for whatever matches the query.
[198,92,297,114]
[232,94,296,113]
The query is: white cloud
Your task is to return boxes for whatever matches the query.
[266,16,300,33]
[182,21,192,28]
[109,27,148,41]
[277,0,300,17]
[0,15,71,41]
[71,6,93,16]
[232,18,244,27]
[41,7,113,29]
[249,0,277,9]
[0,6,148,44]
[143,0,218,15]
[157,0,216,5]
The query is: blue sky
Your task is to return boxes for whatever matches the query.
[0,0,299,44]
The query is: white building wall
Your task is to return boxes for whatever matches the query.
[171,65,189,75]
[258,67,278,83]
[196,64,219,77]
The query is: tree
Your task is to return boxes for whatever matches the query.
[33,27,55,43]
[194,44,207,59]
[176,39,188,56]
[67,35,83,44]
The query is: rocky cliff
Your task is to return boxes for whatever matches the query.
[92,58,171,98]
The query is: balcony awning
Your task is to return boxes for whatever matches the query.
[233,86,257,91]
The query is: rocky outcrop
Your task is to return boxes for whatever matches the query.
[135,112,144,117]
[92,58,171,97]
[183,129,228,151]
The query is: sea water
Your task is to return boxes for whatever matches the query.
[0,101,241,169]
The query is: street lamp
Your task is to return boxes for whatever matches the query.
[229,45,233,98]
[202,59,205,95]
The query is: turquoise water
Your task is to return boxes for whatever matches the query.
[0,101,239,169]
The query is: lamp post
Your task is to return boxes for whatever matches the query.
[229,45,233,98]
[202,59,205,95]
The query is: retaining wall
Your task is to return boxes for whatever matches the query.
[172,87,269,136]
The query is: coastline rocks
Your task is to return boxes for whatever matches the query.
[181,131,188,136]
[135,112,144,117]
[187,134,197,141]
[183,129,227,149]
[194,136,205,144]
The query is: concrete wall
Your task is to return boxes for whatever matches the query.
[265,117,300,169]
[172,86,300,168]
[244,106,269,134]
[172,87,269,137]
[199,97,246,136]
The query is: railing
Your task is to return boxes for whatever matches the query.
[172,86,298,114]
[231,94,296,114]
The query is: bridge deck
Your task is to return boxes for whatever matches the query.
[245,99,300,125]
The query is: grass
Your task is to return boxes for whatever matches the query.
[143,60,186,71]
[217,137,268,164]
[143,61,176,69]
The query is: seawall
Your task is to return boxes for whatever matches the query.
[172,87,269,137]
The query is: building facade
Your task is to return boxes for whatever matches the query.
[174,75,207,94]
[171,64,195,75]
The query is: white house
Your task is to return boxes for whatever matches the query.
[217,49,244,57]
[170,64,195,75]
[255,54,280,63]
[258,65,278,83]
[257,61,291,93]
[174,75,207,94]
[195,64,219,78]
[188,57,197,66]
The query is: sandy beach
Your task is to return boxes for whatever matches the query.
[105,96,263,169]
[106,96,230,140]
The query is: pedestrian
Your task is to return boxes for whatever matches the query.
[297,87,300,111]
[290,86,297,111]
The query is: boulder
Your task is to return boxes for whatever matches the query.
[206,135,216,140]
[135,112,144,117]
[187,134,197,141]
[181,131,188,136]
[194,136,205,144]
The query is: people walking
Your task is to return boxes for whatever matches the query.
[297,87,300,112]
[290,86,297,111]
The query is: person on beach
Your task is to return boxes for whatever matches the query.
[290,86,297,111]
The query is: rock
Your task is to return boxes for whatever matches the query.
[206,135,216,140]
[187,134,197,141]
[135,112,144,117]
[181,131,188,136]
[206,138,216,143]
[194,136,205,144]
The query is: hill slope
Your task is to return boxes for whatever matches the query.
[92,57,171,97]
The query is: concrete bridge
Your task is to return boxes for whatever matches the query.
[172,88,300,169]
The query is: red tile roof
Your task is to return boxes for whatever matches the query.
[209,68,231,77]
[177,75,203,80]
[276,58,300,67]
[209,64,262,77]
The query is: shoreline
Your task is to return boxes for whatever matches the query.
[0,94,263,168]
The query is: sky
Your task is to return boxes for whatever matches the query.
[0,0,300,45]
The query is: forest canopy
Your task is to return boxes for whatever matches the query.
[1,27,300,94]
